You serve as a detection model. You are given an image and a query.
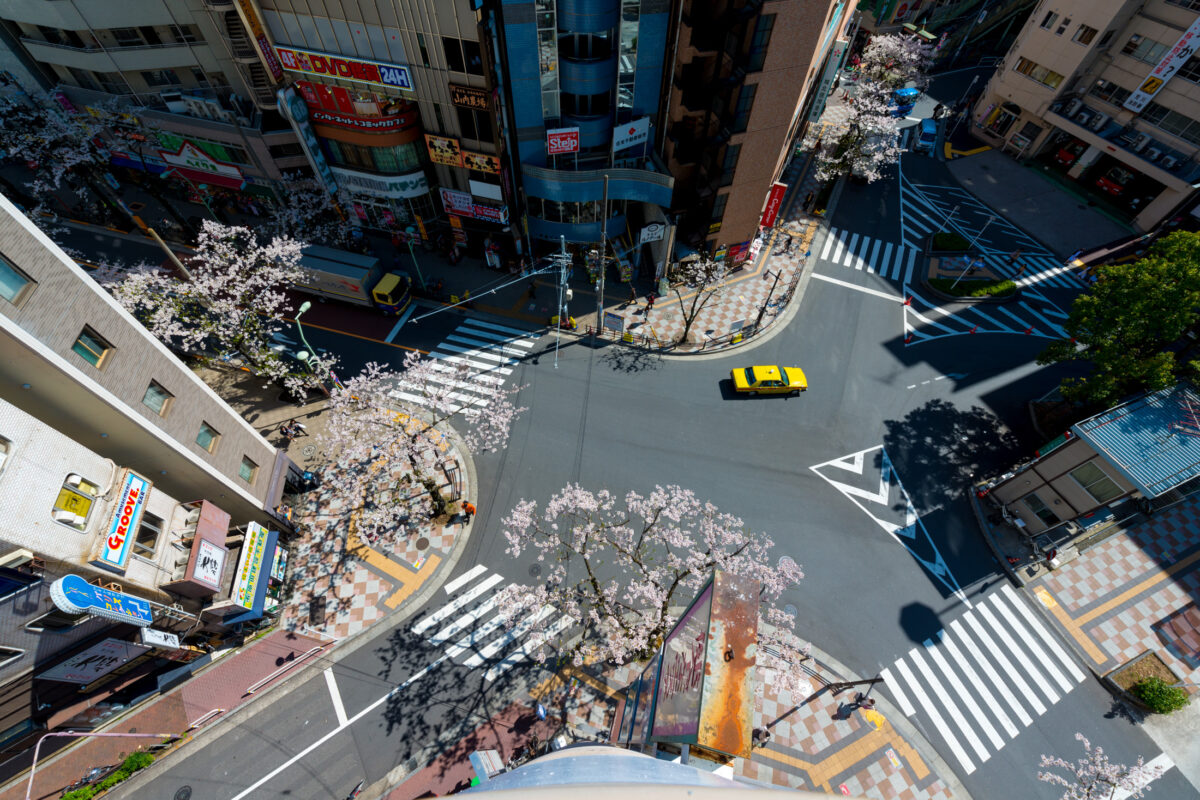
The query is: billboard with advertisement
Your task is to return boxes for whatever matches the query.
[612,117,650,152]
[652,583,712,739]
[275,45,414,92]
[232,522,270,609]
[440,188,474,216]
[547,127,580,155]
[50,574,154,626]
[38,639,152,685]
[759,182,788,229]
[91,470,151,573]
[235,0,283,83]
[1125,17,1200,112]
[463,150,501,174]
[425,134,464,167]
[450,84,490,111]
[278,87,339,195]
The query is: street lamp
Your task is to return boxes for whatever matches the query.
[163,167,218,222]
[294,301,330,396]
[754,269,784,331]
[403,225,427,290]
[26,731,178,800]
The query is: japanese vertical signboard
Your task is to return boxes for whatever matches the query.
[808,39,849,124]
[232,522,270,609]
[547,127,580,155]
[91,470,151,573]
[759,182,788,229]
[652,583,713,739]
[235,0,283,83]
[1125,17,1200,112]
[450,84,490,111]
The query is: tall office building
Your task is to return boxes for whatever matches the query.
[971,0,1200,230]
[0,193,294,755]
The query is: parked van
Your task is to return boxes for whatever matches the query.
[914,118,938,154]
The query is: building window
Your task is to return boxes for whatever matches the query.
[1091,79,1131,106]
[1022,493,1060,526]
[416,33,430,68]
[1098,29,1115,48]
[142,381,174,416]
[67,67,99,90]
[1167,0,1200,9]
[731,83,757,133]
[0,436,10,477]
[111,27,144,47]
[141,69,181,88]
[456,106,492,142]
[94,71,127,94]
[746,14,776,72]
[133,512,163,558]
[196,422,221,453]
[463,40,484,76]
[0,255,34,305]
[52,473,101,530]
[1143,101,1200,146]
[239,457,258,484]
[1039,12,1058,30]
[720,144,741,186]
[1122,35,1169,64]
[1069,462,1124,504]
[1180,56,1200,84]
[1073,25,1098,45]
[170,24,199,44]
[26,609,88,632]
[711,192,728,222]
[442,36,465,72]
[1054,17,1071,36]
[0,646,23,669]
[1013,57,1064,89]
[72,327,112,368]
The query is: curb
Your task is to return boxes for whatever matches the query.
[921,281,1020,305]
[802,642,976,800]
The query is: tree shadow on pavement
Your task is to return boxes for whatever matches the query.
[882,398,1023,514]
[599,345,663,373]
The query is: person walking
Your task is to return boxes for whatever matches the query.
[462,500,477,519]
[803,191,815,213]
[646,292,656,312]
[628,284,639,306]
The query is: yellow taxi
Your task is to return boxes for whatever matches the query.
[730,365,808,395]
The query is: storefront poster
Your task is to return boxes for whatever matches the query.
[232,522,270,609]
[275,45,414,92]
[93,470,151,573]
[463,150,501,174]
[612,117,650,152]
[38,639,151,685]
[353,203,369,221]
[426,134,464,167]
[472,204,505,223]
[193,539,226,590]
[332,86,355,114]
[440,188,474,216]
[450,84,489,111]
[759,182,788,229]
[652,583,712,738]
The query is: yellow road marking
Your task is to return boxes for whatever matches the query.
[755,715,929,787]
[1034,587,1107,664]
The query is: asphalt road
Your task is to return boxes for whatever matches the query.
[92,153,1196,798]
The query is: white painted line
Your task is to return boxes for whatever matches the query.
[866,239,882,275]
[999,585,1087,683]
[893,656,976,774]
[991,589,1075,693]
[908,646,991,764]
[879,242,894,279]
[444,564,488,595]
[821,228,837,260]
[385,304,417,343]
[811,273,904,302]
[436,342,517,365]
[231,655,449,800]
[950,618,1033,727]
[324,668,348,726]
[432,597,497,645]
[412,573,504,634]
[429,352,514,375]
[903,249,917,286]
[905,304,958,334]
[455,325,537,347]
[879,667,916,716]
[1018,302,1066,337]
[446,613,506,659]
[961,612,1047,716]
[976,604,1060,706]
[854,235,872,271]
[446,334,529,357]
[484,614,573,682]
[830,229,847,263]
[464,318,539,338]
[938,626,1019,738]
[842,233,860,267]
[1111,753,1175,800]
[994,304,1034,331]
[464,606,556,667]
[924,636,1005,749]
[428,361,506,385]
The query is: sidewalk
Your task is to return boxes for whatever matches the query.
[0,630,325,800]
[387,643,969,800]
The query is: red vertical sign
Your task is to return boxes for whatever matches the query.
[759,182,788,229]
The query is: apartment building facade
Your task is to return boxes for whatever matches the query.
[971,0,1200,230]
[0,193,294,754]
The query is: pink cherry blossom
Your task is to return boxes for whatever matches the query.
[1039,733,1165,799]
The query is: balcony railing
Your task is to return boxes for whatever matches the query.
[21,36,199,53]
[521,163,674,189]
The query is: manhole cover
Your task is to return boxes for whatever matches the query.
[301,444,316,459]
[416,537,429,551]
[529,563,542,578]
[784,604,798,619]
[175,788,193,800]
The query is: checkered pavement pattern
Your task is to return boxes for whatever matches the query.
[1032,495,1200,683]
[394,522,456,567]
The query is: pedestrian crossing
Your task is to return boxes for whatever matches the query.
[411,564,572,683]
[879,584,1087,775]
[904,284,1069,344]
[389,318,538,414]
[817,227,919,285]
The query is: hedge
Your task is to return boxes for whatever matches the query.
[931,232,970,251]
[1132,677,1190,714]
[927,277,1017,298]
[61,751,155,800]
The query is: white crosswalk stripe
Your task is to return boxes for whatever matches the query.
[392,318,538,415]
[411,566,573,682]
[880,584,1085,775]
[816,228,918,285]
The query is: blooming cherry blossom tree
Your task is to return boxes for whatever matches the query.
[1039,733,1165,799]
[668,256,728,344]
[317,354,525,547]
[492,484,811,696]
[258,172,356,249]
[98,220,331,396]
[815,34,932,183]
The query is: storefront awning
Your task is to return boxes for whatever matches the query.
[164,165,246,191]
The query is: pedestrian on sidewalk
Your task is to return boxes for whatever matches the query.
[462,500,476,519]
[646,292,656,312]
[803,191,815,212]
[854,692,875,710]
[1065,248,1083,267]
[527,283,537,300]
[628,284,639,306]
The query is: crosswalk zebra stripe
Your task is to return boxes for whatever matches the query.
[463,605,557,667]
[866,239,882,274]
[936,626,1020,738]
[975,604,1061,705]
[922,636,1006,750]
[831,230,847,263]
[821,230,836,260]
[391,386,489,411]
[902,250,917,285]
[430,352,514,375]
[1017,302,1066,337]
[994,304,1036,331]
[484,615,574,682]
[853,235,871,271]
[999,585,1087,682]
[446,334,530,358]
[961,612,1048,715]
[412,573,505,634]
[880,242,895,279]
[908,646,991,764]
[464,319,541,339]
[842,233,860,266]
[879,667,916,716]
[453,326,537,347]
[443,564,488,594]
[893,655,977,774]
[428,361,506,385]
[990,589,1075,694]
[446,612,507,659]
[436,342,518,365]
[948,617,1034,728]
[431,596,497,645]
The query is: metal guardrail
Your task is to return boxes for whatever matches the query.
[245,646,325,694]
[521,163,674,188]
[187,708,225,730]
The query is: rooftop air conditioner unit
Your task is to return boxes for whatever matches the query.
[183,96,213,119]
[1064,98,1084,117]
[1130,133,1151,151]
[1145,147,1163,162]
[216,108,236,123]
[1090,113,1110,131]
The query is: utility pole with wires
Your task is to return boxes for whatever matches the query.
[550,235,573,369]
[595,174,610,324]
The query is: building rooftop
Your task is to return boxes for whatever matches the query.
[1072,383,1200,498]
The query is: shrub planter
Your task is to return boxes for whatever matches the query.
[1104,649,1189,713]
[923,277,1020,304]
[926,231,971,255]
